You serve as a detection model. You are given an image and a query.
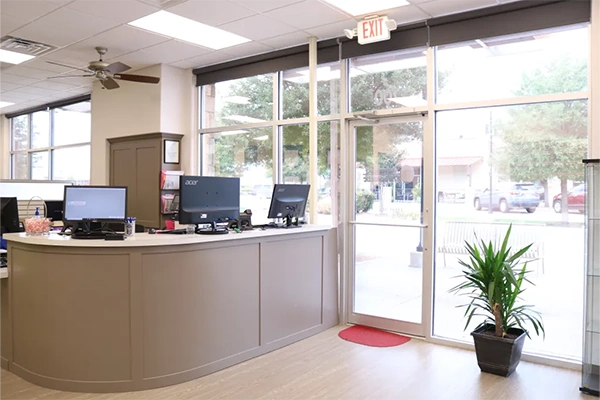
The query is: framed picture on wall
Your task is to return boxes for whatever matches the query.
[164,140,180,164]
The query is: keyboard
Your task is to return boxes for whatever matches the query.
[71,232,107,240]
[153,228,189,234]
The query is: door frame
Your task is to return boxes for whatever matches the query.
[342,114,434,338]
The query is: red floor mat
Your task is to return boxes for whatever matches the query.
[338,325,411,347]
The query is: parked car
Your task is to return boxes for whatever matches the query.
[473,182,540,213]
[552,184,586,213]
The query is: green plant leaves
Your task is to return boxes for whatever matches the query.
[448,223,545,338]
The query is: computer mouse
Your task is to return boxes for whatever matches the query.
[148,228,156,234]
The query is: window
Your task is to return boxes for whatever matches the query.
[436,25,589,103]
[203,74,274,128]
[281,62,340,119]
[433,23,589,362]
[9,100,91,183]
[350,47,427,112]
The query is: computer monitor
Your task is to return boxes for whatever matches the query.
[267,184,310,227]
[178,175,240,235]
[1,197,21,233]
[64,186,127,222]
[45,200,64,222]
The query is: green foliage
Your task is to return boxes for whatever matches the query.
[412,183,421,202]
[497,57,588,184]
[449,224,545,339]
[356,190,375,213]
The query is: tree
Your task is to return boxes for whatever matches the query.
[496,57,588,219]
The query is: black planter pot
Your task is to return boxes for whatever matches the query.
[471,324,527,377]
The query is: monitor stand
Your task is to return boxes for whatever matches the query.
[195,221,229,235]
[282,214,300,228]
[70,222,106,239]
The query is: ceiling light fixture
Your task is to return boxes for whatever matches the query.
[323,0,409,17]
[128,11,251,50]
[0,101,15,109]
[0,49,35,64]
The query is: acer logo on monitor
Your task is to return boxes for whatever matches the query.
[184,180,198,186]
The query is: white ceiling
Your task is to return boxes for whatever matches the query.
[0,0,520,115]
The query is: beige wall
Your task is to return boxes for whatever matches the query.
[90,64,194,184]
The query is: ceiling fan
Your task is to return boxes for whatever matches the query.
[46,46,160,90]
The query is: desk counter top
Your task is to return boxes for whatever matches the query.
[2,225,331,248]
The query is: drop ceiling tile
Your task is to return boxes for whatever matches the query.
[1,82,21,92]
[167,0,257,26]
[417,0,498,17]
[0,73,40,85]
[3,65,58,79]
[305,19,354,40]
[30,80,80,91]
[1,92,34,102]
[10,86,57,96]
[23,58,77,74]
[219,14,298,41]
[43,48,99,69]
[11,7,121,47]
[1,14,28,36]
[385,5,431,24]
[169,51,237,69]
[265,0,350,30]
[0,0,62,22]
[260,30,310,49]
[49,76,95,86]
[115,39,213,67]
[232,0,306,13]
[67,25,172,59]
[66,0,159,24]
[221,41,274,58]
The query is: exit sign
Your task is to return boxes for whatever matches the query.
[357,16,394,45]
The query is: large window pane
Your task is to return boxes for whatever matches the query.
[203,75,273,128]
[31,110,50,149]
[11,152,28,179]
[350,47,427,112]
[202,128,273,225]
[434,101,588,361]
[52,145,90,183]
[281,63,340,119]
[53,102,91,146]
[11,115,28,151]
[30,151,49,180]
[436,25,588,103]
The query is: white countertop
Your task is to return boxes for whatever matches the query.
[2,225,332,248]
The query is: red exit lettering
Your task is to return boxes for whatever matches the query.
[361,17,384,40]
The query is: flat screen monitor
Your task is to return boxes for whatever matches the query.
[63,186,127,222]
[1,197,20,233]
[178,175,240,234]
[45,200,64,222]
[267,184,310,227]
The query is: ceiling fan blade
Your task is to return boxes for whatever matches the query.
[114,73,160,84]
[47,74,95,79]
[101,77,120,90]
[105,61,130,74]
[45,60,91,73]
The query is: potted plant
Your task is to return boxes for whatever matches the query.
[449,224,545,377]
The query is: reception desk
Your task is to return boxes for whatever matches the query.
[1,226,338,392]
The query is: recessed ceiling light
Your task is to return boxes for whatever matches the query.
[323,0,409,16]
[0,49,35,64]
[128,10,251,50]
[0,101,15,109]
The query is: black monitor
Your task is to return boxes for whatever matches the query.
[267,184,310,227]
[178,175,240,235]
[63,186,127,238]
[45,200,64,222]
[1,197,21,233]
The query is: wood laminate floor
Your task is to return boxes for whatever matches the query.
[0,326,593,400]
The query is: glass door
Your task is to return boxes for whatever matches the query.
[346,116,430,337]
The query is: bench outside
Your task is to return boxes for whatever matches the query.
[438,221,545,272]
